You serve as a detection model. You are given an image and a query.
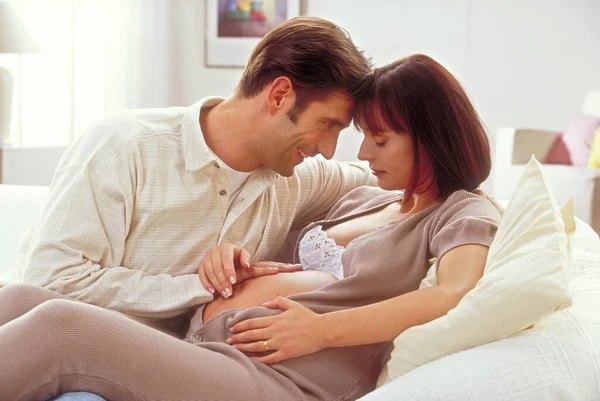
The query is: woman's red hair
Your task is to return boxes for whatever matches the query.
[355,54,491,198]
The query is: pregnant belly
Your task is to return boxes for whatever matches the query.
[203,270,338,323]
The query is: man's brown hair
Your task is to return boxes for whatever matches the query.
[237,16,372,119]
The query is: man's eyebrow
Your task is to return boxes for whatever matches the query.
[323,117,349,127]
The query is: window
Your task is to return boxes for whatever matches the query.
[0,0,159,147]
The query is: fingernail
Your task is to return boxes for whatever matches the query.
[246,259,251,266]
[225,288,232,297]
[225,337,232,344]
[208,288,215,294]
[229,276,236,284]
[229,327,235,333]
[221,290,229,298]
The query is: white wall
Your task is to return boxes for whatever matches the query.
[163,0,600,192]
[310,0,470,162]
[0,146,65,186]
[309,0,600,192]
[3,0,600,192]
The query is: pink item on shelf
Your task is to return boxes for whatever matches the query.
[545,135,572,165]
[562,113,600,166]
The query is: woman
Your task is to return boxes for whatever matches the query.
[0,54,501,401]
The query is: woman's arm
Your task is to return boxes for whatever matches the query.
[229,244,488,363]
[320,244,488,347]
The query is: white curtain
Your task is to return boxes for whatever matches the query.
[0,0,198,147]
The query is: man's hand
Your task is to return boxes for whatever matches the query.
[198,244,302,298]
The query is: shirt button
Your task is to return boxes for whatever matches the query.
[194,334,203,341]
[219,189,227,196]
[213,162,220,169]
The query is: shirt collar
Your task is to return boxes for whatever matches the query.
[181,96,280,185]
[182,96,226,171]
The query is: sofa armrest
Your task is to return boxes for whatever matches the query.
[0,185,49,286]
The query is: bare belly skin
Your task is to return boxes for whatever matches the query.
[203,270,338,323]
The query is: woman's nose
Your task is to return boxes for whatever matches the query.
[357,140,370,161]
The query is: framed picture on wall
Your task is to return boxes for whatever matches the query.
[206,0,302,67]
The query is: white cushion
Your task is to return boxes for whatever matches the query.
[380,156,573,384]
[361,267,600,401]
[0,185,48,286]
[364,229,600,400]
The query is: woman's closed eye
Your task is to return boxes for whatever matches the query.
[375,141,387,147]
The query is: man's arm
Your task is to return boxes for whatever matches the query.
[291,157,376,230]
[21,133,212,319]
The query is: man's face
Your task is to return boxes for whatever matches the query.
[264,90,353,177]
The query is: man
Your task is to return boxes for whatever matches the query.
[20,16,375,331]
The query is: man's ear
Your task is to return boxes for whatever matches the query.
[266,76,295,115]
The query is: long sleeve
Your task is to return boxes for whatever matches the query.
[21,127,213,319]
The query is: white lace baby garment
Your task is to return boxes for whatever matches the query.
[298,225,345,279]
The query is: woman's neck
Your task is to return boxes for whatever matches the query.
[399,190,440,215]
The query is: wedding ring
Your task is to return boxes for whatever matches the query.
[263,339,270,352]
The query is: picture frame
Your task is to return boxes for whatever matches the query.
[205,0,302,68]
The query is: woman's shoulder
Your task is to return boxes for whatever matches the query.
[426,190,505,259]
[326,186,401,220]
[443,190,503,214]
[431,190,504,233]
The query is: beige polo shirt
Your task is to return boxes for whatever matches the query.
[20,97,375,319]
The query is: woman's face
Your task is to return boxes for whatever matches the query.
[357,128,434,192]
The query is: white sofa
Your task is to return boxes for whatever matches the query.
[2,184,600,400]
[0,184,48,285]
[494,90,600,234]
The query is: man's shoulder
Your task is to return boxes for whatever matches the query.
[293,155,338,172]
[270,157,374,200]
[94,106,186,140]
[79,107,187,150]
[288,157,370,180]
[59,107,187,172]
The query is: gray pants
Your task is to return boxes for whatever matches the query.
[0,283,309,401]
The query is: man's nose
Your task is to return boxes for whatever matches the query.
[319,137,338,160]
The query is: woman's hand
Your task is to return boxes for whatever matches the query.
[198,244,302,298]
[227,297,327,364]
